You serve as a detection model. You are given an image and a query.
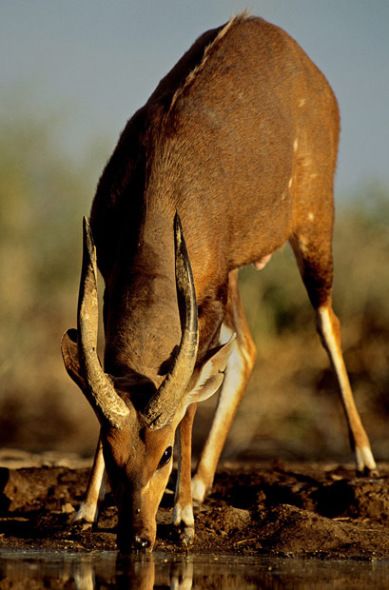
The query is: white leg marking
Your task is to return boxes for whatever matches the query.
[192,339,247,503]
[318,307,376,472]
[73,501,98,524]
[319,308,353,409]
[174,503,194,527]
[191,477,208,504]
[355,446,377,473]
[73,439,105,524]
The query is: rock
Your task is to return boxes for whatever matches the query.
[258,503,389,556]
[219,506,251,532]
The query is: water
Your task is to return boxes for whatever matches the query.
[0,550,388,589]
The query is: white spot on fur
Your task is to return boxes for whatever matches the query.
[308,212,315,222]
[298,235,309,255]
[254,254,272,271]
[298,98,306,107]
[293,138,299,152]
[220,323,234,345]
[288,177,293,189]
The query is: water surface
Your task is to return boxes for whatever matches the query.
[0,550,388,589]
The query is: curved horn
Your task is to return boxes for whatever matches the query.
[77,217,129,428]
[142,213,199,429]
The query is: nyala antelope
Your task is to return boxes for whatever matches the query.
[62,15,376,551]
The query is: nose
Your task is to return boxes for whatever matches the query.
[134,535,151,550]
[117,532,153,553]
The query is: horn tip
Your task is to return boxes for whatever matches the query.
[82,215,96,267]
[83,216,92,241]
[82,215,90,235]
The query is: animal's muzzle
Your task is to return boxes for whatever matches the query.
[116,513,155,553]
[117,530,153,553]
[134,535,152,550]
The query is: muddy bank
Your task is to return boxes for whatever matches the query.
[0,456,388,559]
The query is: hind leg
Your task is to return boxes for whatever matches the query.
[316,305,376,472]
[290,225,377,474]
[191,270,256,503]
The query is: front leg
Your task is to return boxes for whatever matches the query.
[73,435,106,524]
[173,403,197,546]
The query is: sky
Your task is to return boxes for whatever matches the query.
[1,0,389,195]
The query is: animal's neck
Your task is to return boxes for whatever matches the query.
[105,206,182,385]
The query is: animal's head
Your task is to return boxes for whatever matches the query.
[61,216,233,551]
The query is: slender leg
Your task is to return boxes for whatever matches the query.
[173,403,197,545]
[316,303,376,472]
[73,435,107,524]
[290,222,377,474]
[192,271,256,503]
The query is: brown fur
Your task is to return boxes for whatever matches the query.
[91,15,339,376]
[69,15,375,551]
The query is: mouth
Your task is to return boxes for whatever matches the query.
[117,529,154,553]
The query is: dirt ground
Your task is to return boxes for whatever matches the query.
[0,451,388,560]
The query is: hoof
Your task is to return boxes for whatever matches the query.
[173,503,195,546]
[177,525,195,547]
[70,504,97,525]
[356,466,380,478]
[355,446,378,477]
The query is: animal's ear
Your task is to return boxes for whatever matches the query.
[61,328,87,391]
[177,335,236,418]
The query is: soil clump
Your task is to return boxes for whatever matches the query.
[0,456,387,559]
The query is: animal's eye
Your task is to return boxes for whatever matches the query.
[157,446,172,470]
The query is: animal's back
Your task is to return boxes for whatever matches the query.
[92,14,339,303]
[144,15,339,277]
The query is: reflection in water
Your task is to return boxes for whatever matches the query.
[0,550,388,589]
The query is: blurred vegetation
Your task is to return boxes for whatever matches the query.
[233,185,389,461]
[0,111,388,460]
[0,111,101,453]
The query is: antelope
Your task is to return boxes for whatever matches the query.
[61,14,377,551]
